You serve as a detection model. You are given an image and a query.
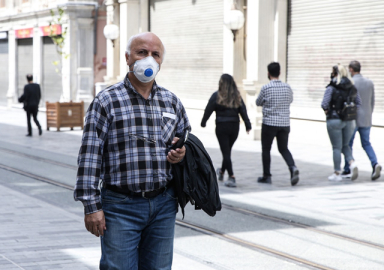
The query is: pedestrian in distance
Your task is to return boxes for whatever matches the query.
[74,32,191,270]
[256,62,299,186]
[201,74,252,188]
[18,74,42,137]
[321,64,361,182]
[342,61,381,180]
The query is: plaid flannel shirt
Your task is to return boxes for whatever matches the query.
[256,80,293,127]
[74,75,191,214]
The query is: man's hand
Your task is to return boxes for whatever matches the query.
[167,137,186,164]
[84,210,106,237]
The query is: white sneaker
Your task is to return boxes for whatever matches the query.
[349,161,359,181]
[372,164,382,181]
[328,173,342,182]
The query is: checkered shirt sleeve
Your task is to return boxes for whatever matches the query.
[256,80,293,127]
[74,78,190,215]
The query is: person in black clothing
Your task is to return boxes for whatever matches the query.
[201,74,252,187]
[18,74,42,137]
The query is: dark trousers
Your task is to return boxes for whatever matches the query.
[216,122,239,176]
[261,124,295,176]
[26,108,41,135]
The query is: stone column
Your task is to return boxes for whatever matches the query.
[118,0,128,80]
[104,0,120,84]
[276,0,287,82]
[7,30,16,107]
[33,27,42,85]
[61,21,72,102]
[242,0,288,140]
[118,0,141,80]
[76,18,95,103]
[223,0,234,75]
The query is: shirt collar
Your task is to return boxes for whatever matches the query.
[123,74,159,99]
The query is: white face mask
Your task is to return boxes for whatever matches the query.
[130,56,160,83]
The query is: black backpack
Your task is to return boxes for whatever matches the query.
[331,81,357,121]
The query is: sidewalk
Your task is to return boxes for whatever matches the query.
[2,105,383,180]
[1,106,384,269]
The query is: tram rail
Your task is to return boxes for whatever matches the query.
[0,162,335,270]
[1,146,384,253]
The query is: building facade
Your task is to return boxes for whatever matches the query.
[0,0,106,107]
[2,0,383,131]
[102,0,287,138]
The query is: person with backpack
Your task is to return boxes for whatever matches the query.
[341,61,381,181]
[201,74,252,188]
[321,64,362,182]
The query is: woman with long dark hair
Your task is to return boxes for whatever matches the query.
[201,74,252,187]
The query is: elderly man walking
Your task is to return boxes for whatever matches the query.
[74,32,190,269]
[342,61,381,180]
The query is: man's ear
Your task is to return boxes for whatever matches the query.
[125,53,129,65]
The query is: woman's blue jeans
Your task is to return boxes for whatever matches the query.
[99,186,178,270]
[326,119,356,171]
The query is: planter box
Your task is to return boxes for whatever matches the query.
[46,101,84,131]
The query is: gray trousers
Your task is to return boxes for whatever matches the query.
[326,119,356,171]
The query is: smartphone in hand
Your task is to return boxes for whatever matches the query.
[169,130,189,151]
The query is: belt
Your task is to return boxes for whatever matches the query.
[103,183,168,199]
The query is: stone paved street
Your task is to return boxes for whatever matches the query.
[0,106,384,269]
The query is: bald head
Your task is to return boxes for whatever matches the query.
[125,32,166,63]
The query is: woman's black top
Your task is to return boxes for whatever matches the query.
[201,91,252,130]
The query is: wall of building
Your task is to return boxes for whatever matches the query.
[0,0,103,107]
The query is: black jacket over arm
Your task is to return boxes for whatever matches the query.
[172,133,222,218]
[201,91,252,130]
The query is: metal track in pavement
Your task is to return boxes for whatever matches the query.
[0,163,332,270]
[175,219,334,270]
[2,145,384,252]
[222,204,384,251]
[0,146,77,170]
[3,146,384,251]
[2,147,384,252]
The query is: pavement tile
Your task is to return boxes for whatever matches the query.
[0,107,384,269]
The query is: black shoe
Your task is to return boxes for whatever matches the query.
[289,166,300,186]
[257,176,271,184]
[216,168,224,181]
[39,127,42,136]
[224,176,237,187]
[372,164,382,181]
[341,170,352,179]
[26,134,32,137]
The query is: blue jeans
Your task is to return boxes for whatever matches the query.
[344,127,378,171]
[99,186,178,270]
[326,119,355,171]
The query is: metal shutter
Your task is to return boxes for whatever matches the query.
[17,38,33,99]
[150,0,223,104]
[287,0,384,116]
[42,36,62,103]
[0,39,8,104]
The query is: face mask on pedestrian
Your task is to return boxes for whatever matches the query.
[129,56,160,83]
